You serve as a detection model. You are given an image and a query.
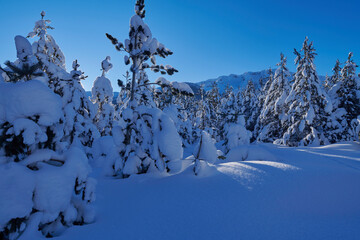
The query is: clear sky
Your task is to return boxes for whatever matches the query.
[1,0,360,90]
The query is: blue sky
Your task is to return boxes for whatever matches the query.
[1,0,360,90]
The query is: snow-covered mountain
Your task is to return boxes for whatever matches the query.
[195,70,326,93]
[198,70,273,93]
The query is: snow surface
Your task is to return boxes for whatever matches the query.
[25,142,360,240]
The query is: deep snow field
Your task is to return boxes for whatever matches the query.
[20,142,360,240]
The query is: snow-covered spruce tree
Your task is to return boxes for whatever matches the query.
[205,81,222,138]
[185,87,205,142]
[0,68,4,83]
[281,37,332,146]
[105,0,183,177]
[174,95,198,146]
[0,36,95,239]
[323,74,330,92]
[220,85,237,119]
[240,80,259,134]
[259,67,274,104]
[192,131,217,176]
[235,87,243,115]
[92,57,115,136]
[324,59,342,92]
[328,52,360,141]
[257,53,291,143]
[194,85,213,137]
[185,92,202,143]
[218,84,240,141]
[57,60,100,149]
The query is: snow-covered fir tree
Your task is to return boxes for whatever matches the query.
[328,52,360,142]
[92,57,115,136]
[0,36,95,239]
[27,12,99,150]
[105,0,183,177]
[257,53,291,143]
[27,11,66,86]
[281,37,332,146]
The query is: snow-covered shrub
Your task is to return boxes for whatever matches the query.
[116,106,183,177]
[223,116,252,153]
[92,135,122,176]
[92,57,115,136]
[193,131,217,176]
[163,104,194,146]
[0,33,95,239]
[0,80,62,161]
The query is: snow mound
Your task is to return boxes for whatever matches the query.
[0,80,62,125]
[15,35,33,61]
[226,145,278,162]
[92,76,114,103]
